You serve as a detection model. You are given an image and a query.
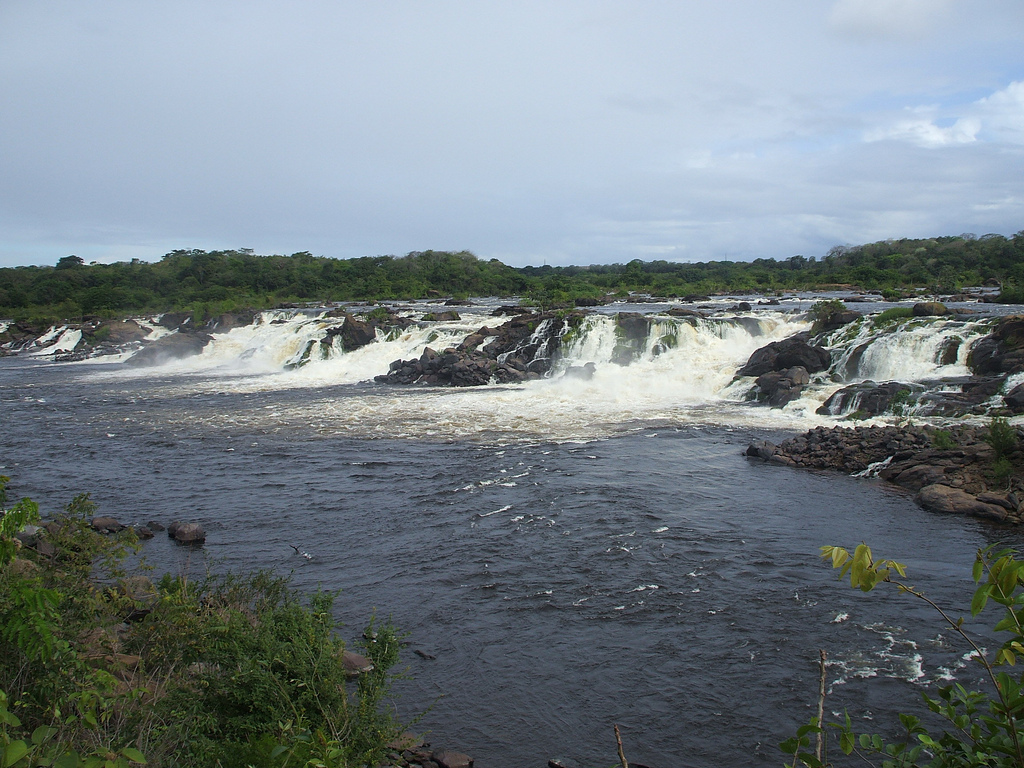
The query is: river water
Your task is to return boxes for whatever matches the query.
[2,301,1022,767]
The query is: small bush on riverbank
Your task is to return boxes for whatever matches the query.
[0,477,403,767]
[784,544,1024,768]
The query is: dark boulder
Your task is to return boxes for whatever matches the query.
[1005,383,1024,412]
[751,366,809,408]
[817,382,915,417]
[738,334,831,377]
[91,516,124,533]
[968,316,1024,375]
[913,302,949,317]
[421,311,461,321]
[916,484,1008,521]
[126,331,212,367]
[204,309,258,332]
[611,313,651,366]
[169,522,206,544]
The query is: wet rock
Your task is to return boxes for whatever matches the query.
[204,309,258,332]
[737,334,831,377]
[146,521,166,532]
[135,526,154,540]
[751,366,810,407]
[1005,383,1024,411]
[817,382,915,418]
[341,650,374,676]
[562,362,597,381]
[968,315,1024,375]
[421,311,461,322]
[666,307,706,318]
[126,331,212,367]
[611,313,652,366]
[913,302,949,317]
[169,522,206,544]
[433,750,472,768]
[91,516,124,533]
[916,484,1008,521]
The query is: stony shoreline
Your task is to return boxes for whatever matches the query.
[747,423,1024,523]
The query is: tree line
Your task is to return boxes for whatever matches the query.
[1,231,1022,324]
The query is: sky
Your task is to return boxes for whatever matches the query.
[1,1,1022,269]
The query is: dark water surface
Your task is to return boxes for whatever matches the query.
[2,356,1021,768]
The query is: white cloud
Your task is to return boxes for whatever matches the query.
[866,113,980,147]
[976,80,1024,142]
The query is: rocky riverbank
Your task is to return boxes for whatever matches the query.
[747,423,1024,523]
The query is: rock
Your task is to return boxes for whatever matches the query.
[968,315,1024,375]
[737,334,831,377]
[611,313,652,366]
[421,311,461,321]
[666,307,706,318]
[89,319,149,346]
[751,366,810,407]
[977,492,1015,510]
[561,362,596,381]
[916,484,1008,521]
[1005,383,1024,411]
[746,440,779,461]
[432,749,473,768]
[204,309,257,332]
[146,520,166,532]
[887,464,948,491]
[126,331,212,367]
[339,315,378,350]
[91,516,124,533]
[170,522,206,544]
[817,382,915,418]
[548,759,582,768]
[341,650,374,676]
[135,526,154,540]
[913,302,949,316]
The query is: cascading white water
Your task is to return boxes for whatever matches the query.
[29,326,81,355]
[826,316,991,382]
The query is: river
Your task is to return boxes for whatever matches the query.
[1,298,1021,767]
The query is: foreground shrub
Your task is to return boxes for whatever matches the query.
[784,543,1024,767]
[0,477,403,767]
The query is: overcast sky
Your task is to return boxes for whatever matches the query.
[1,1,1022,268]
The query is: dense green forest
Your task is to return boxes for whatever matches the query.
[1,231,1022,324]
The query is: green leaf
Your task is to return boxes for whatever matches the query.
[971,584,992,616]
[3,741,30,768]
[119,748,146,765]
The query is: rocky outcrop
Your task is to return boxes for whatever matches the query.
[611,313,652,365]
[376,346,538,387]
[747,424,1023,523]
[375,311,585,386]
[817,382,916,417]
[737,334,831,377]
[913,301,949,317]
[168,521,206,544]
[749,366,810,407]
[916,484,1008,521]
[126,330,212,366]
[968,315,1024,375]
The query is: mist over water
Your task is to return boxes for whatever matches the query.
[2,303,1021,767]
